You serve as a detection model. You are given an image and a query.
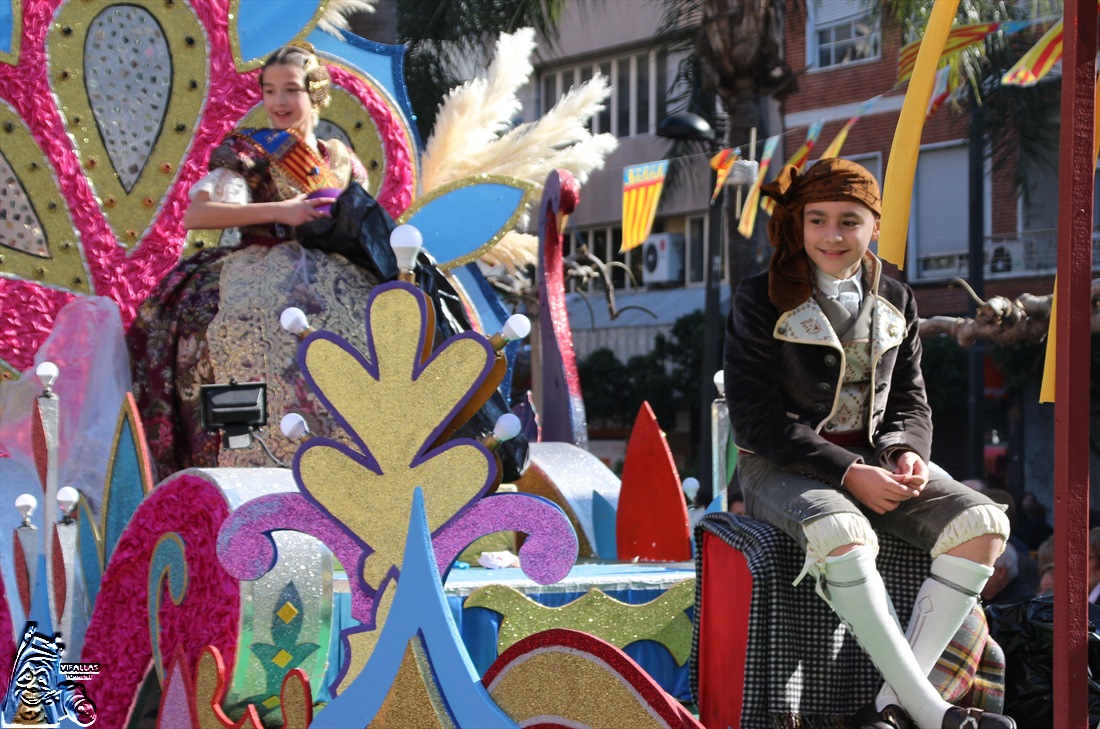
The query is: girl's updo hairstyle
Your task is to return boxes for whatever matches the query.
[259,41,332,109]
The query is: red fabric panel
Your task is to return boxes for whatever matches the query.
[697,533,752,729]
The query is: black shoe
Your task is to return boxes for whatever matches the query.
[941,707,1017,729]
[850,702,913,729]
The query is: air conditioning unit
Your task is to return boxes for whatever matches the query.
[642,233,685,286]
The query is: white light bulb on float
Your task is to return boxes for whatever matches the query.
[713,370,725,399]
[390,224,423,283]
[36,361,59,395]
[279,307,315,339]
[15,493,37,528]
[682,477,700,503]
[489,314,531,352]
[280,413,312,442]
[482,413,522,452]
[56,486,80,524]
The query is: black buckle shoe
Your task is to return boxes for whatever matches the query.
[941,707,1017,729]
[850,702,913,729]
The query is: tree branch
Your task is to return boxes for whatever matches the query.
[917,278,1100,345]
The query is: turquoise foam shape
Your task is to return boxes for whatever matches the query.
[0,1,12,56]
[76,501,102,608]
[705,493,725,515]
[235,0,321,65]
[27,554,53,637]
[148,534,187,683]
[103,417,146,568]
[591,491,618,560]
[306,29,419,149]
[452,263,518,403]
[312,488,516,729]
[402,183,530,267]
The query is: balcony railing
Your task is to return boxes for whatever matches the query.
[913,228,1100,281]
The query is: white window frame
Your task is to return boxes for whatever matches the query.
[806,0,881,72]
[540,49,659,138]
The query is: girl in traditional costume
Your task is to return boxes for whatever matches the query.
[128,42,382,478]
[724,158,1014,729]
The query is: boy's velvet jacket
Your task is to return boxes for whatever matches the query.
[723,254,933,488]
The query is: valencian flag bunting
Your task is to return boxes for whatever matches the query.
[621,161,669,252]
[819,98,878,160]
[761,120,824,216]
[896,21,1029,83]
[737,135,779,238]
[1002,18,1065,86]
[710,148,740,202]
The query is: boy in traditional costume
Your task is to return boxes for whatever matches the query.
[724,158,1014,729]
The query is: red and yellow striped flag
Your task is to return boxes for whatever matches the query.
[737,136,779,238]
[761,120,824,216]
[897,22,1002,83]
[710,148,740,202]
[621,161,669,252]
[1001,20,1063,86]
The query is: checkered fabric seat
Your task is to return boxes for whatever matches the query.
[691,512,1004,729]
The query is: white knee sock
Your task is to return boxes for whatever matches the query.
[875,554,994,712]
[823,546,952,729]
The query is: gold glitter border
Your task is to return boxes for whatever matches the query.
[0,0,22,66]
[0,102,91,294]
[48,0,208,250]
[227,0,327,72]
[396,174,535,270]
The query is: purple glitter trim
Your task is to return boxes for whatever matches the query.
[433,493,577,584]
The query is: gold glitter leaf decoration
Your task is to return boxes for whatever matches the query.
[466,579,697,665]
[299,284,495,590]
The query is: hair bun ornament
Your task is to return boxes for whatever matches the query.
[287,40,317,55]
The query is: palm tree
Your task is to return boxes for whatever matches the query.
[392,0,568,139]
[656,0,1064,286]
[656,0,797,284]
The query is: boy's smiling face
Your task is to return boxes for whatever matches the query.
[802,200,879,279]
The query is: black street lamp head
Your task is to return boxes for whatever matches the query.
[656,112,716,142]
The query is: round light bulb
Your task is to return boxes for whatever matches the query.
[36,361,59,389]
[492,413,522,442]
[280,413,310,441]
[501,314,531,342]
[390,224,423,270]
[713,370,725,398]
[279,307,310,335]
[682,477,700,502]
[15,493,37,519]
[57,486,80,516]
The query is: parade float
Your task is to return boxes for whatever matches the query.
[0,1,704,726]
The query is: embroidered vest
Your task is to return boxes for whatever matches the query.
[814,292,874,434]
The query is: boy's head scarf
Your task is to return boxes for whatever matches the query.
[759,158,881,311]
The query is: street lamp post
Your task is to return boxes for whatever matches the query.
[657,112,728,506]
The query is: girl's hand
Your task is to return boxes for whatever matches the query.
[842,463,922,514]
[892,450,929,491]
[276,193,335,226]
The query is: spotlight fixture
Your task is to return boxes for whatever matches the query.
[199,380,269,450]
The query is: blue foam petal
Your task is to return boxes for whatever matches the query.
[403,183,531,267]
[235,0,321,65]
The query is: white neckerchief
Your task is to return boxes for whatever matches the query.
[814,268,863,300]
